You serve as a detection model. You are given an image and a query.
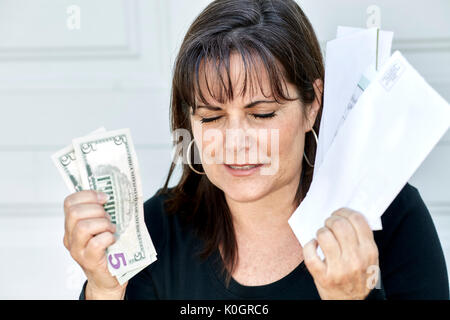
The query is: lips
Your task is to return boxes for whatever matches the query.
[226,164,261,170]
[224,163,264,176]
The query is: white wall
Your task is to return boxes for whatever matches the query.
[0,0,448,299]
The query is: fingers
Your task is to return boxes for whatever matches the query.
[303,238,326,276]
[332,209,379,265]
[325,215,359,255]
[332,209,375,247]
[316,227,341,264]
[84,231,117,263]
[65,203,110,247]
[71,218,116,257]
[64,190,109,215]
[63,190,110,250]
[305,209,380,299]
[62,191,123,292]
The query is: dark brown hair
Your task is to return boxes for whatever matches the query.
[158,0,324,287]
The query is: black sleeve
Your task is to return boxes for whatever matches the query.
[124,267,159,299]
[79,280,87,300]
[364,287,386,300]
[377,184,449,299]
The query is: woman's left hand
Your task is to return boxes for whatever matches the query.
[303,208,380,300]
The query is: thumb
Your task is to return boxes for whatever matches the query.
[303,238,326,277]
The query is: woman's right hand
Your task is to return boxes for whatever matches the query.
[63,190,128,299]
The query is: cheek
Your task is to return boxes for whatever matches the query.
[268,114,304,163]
[197,127,224,165]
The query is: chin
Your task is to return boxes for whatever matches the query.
[205,165,274,202]
[221,180,270,203]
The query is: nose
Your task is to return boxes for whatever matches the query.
[224,117,259,164]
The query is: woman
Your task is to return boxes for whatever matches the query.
[63,0,449,299]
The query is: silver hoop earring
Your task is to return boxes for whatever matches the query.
[303,128,318,168]
[186,139,206,175]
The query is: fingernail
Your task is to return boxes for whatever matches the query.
[97,192,109,203]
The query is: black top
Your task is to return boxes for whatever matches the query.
[80,182,449,300]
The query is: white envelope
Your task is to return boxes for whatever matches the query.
[316,27,393,175]
[336,26,393,66]
[289,51,450,254]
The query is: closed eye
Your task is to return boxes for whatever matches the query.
[200,115,222,124]
[252,111,276,119]
[200,112,277,124]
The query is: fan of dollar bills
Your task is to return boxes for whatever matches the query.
[52,127,157,285]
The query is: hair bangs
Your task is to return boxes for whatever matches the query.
[178,38,297,115]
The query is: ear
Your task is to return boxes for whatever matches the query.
[305,78,323,132]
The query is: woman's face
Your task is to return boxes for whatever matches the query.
[190,53,320,203]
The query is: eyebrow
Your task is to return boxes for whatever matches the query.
[196,100,277,111]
